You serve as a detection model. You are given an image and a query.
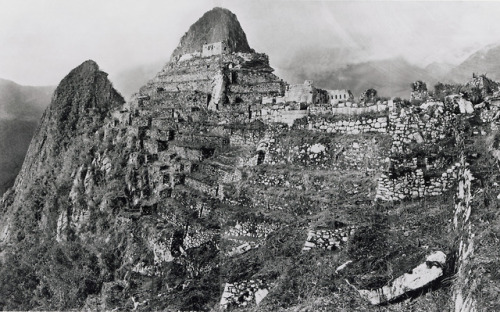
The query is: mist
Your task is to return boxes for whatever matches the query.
[1,0,500,91]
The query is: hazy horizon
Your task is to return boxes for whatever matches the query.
[1,0,500,86]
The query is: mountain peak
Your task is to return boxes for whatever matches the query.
[170,7,253,59]
[61,60,101,83]
[44,60,124,151]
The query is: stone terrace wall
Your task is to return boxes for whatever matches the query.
[375,162,461,201]
[299,115,389,134]
[302,226,356,251]
[265,140,387,172]
[307,104,388,115]
[224,222,278,238]
[388,107,455,154]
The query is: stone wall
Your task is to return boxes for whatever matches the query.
[220,280,269,309]
[224,221,278,238]
[300,115,388,134]
[331,104,387,115]
[184,177,219,198]
[284,80,316,104]
[326,89,353,104]
[259,107,308,126]
[202,41,228,57]
[302,226,356,251]
[183,226,217,250]
[375,162,460,201]
[388,107,454,154]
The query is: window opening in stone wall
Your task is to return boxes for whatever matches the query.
[201,147,215,159]
[157,140,168,152]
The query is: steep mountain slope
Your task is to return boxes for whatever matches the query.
[425,61,455,82]
[0,79,54,195]
[170,7,253,60]
[449,43,500,83]
[0,60,125,310]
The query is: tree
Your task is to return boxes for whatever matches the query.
[411,81,427,92]
[361,88,377,102]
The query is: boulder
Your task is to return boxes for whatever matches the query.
[459,98,474,114]
[356,251,446,305]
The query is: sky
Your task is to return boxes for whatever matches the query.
[1,0,500,86]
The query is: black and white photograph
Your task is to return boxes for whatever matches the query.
[0,0,499,310]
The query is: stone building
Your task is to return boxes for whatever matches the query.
[327,89,353,104]
[202,41,229,57]
[284,80,316,104]
[284,80,329,104]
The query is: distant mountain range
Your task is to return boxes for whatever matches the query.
[448,43,500,83]
[277,57,439,99]
[113,43,500,100]
[0,79,54,195]
[278,43,500,98]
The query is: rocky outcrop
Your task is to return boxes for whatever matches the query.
[355,251,447,305]
[0,60,124,242]
[13,60,124,191]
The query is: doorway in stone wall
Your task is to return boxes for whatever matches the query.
[206,94,212,107]
[257,150,265,165]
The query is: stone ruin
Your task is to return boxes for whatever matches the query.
[410,80,428,102]
[5,6,499,311]
[302,226,356,251]
[220,280,269,309]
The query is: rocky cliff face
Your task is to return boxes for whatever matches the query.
[11,60,124,194]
